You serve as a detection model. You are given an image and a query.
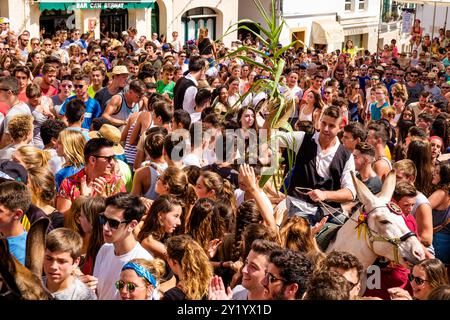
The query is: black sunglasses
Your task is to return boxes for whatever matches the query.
[408,273,428,286]
[73,84,85,89]
[99,213,130,230]
[115,280,142,293]
[93,154,115,162]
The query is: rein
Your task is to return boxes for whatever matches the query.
[295,187,417,264]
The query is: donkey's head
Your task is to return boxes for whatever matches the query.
[351,171,425,266]
[0,218,52,300]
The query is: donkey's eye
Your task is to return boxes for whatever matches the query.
[379,220,390,225]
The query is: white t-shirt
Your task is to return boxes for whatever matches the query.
[93,242,153,300]
[46,148,65,175]
[234,188,274,216]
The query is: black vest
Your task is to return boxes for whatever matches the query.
[287,133,351,208]
[173,76,196,110]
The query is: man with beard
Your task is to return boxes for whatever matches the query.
[261,248,313,300]
[34,64,58,97]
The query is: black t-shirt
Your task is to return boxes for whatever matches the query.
[162,286,186,300]
[198,38,213,55]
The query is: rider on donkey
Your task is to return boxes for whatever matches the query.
[273,105,356,226]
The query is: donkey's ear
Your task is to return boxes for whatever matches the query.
[351,171,376,206]
[376,170,396,203]
[25,218,49,276]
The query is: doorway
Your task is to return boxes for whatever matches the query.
[291,30,305,50]
[40,9,75,38]
[100,9,128,36]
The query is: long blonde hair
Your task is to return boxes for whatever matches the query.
[28,166,56,207]
[166,235,213,300]
[59,130,86,168]
[14,146,51,170]
[279,216,325,266]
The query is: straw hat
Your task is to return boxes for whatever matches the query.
[111,65,130,75]
[88,124,125,155]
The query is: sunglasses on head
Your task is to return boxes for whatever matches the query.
[115,280,143,293]
[99,213,130,230]
[408,273,428,285]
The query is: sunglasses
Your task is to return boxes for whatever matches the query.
[408,273,428,286]
[93,154,115,162]
[73,84,85,89]
[115,280,143,293]
[61,83,72,88]
[324,91,332,94]
[265,271,285,284]
[99,213,130,230]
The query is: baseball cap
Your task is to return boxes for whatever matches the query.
[111,65,130,75]
[0,160,28,184]
[0,17,10,24]
[88,124,125,155]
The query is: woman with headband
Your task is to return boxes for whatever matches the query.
[116,258,165,300]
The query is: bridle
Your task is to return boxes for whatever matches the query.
[295,187,417,264]
[356,204,417,264]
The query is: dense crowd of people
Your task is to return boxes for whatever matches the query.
[1,16,450,301]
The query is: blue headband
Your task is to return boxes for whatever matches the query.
[121,262,158,288]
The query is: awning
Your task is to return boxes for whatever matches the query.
[38,1,155,11]
[311,20,345,44]
[394,0,450,6]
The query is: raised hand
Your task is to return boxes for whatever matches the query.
[208,275,232,300]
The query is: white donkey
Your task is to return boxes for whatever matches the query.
[326,171,425,271]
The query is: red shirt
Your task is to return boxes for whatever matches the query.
[364,212,417,300]
[0,102,9,116]
[41,85,58,97]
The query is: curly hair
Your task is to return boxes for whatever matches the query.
[188,198,225,253]
[304,270,351,300]
[7,114,33,141]
[319,250,364,283]
[166,235,213,300]
[269,249,314,299]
